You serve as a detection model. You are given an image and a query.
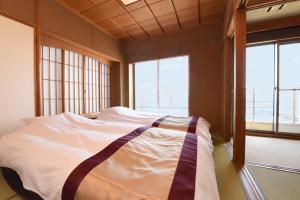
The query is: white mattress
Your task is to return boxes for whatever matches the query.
[97,107,212,146]
[0,113,219,200]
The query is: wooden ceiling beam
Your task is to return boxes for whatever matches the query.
[143,0,165,33]
[86,0,135,39]
[248,14,300,33]
[197,0,201,24]
[170,0,182,30]
[114,0,150,38]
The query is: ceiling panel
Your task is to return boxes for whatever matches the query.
[149,0,174,17]
[140,18,160,30]
[157,12,178,27]
[81,7,107,23]
[200,0,223,18]
[57,0,224,40]
[124,1,146,11]
[111,13,136,27]
[181,18,199,29]
[130,6,154,22]
[173,0,198,11]
[97,0,126,18]
[177,6,198,23]
[163,23,180,34]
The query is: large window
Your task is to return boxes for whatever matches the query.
[246,41,300,134]
[41,46,110,116]
[134,56,189,116]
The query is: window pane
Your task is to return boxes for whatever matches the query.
[246,44,275,131]
[134,56,189,116]
[159,56,188,116]
[278,43,300,133]
[135,60,158,113]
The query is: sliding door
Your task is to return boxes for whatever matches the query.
[246,44,275,131]
[246,41,300,135]
[278,42,300,134]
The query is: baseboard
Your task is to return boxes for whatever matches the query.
[239,166,266,200]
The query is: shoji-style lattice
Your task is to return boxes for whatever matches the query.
[41,45,110,116]
[41,46,63,116]
[64,50,84,115]
[101,63,110,110]
[85,57,100,113]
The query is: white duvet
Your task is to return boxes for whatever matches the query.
[0,113,219,200]
[97,107,212,145]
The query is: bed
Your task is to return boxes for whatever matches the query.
[0,113,219,200]
[96,107,212,146]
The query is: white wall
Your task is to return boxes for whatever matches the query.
[0,15,35,135]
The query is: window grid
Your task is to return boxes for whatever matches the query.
[85,57,101,113]
[101,63,110,110]
[41,46,63,116]
[64,50,84,115]
[41,45,110,116]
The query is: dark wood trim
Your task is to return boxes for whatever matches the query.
[170,0,182,29]
[143,0,165,33]
[114,0,150,38]
[132,64,136,110]
[61,50,65,113]
[232,7,246,167]
[226,16,234,38]
[34,0,42,116]
[239,166,266,200]
[224,38,232,142]
[247,162,300,174]
[246,131,300,140]
[197,0,201,24]
[248,15,300,33]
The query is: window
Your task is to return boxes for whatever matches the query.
[41,46,110,116]
[41,46,63,116]
[133,56,189,116]
[64,50,84,114]
[246,41,300,134]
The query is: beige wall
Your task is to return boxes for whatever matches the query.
[121,24,224,135]
[0,15,35,135]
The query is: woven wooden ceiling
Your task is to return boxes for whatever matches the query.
[57,0,224,40]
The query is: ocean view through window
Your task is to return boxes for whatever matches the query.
[134,56,189,117]
[246,42,300,134]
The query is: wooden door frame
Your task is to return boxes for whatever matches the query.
[224,1,247,166]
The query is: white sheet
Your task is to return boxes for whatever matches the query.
[0,113,219,200]
[97,107,212,146]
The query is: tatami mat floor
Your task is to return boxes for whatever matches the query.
[246,136,300,169]
[0,136,246,200]
[247,165,300,200]
[246,135,300,200]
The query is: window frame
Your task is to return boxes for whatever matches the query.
[131,55,190,116]
[246,38,300,137]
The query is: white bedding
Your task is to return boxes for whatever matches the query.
[0,113,219,200]
[97,107,212,145]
